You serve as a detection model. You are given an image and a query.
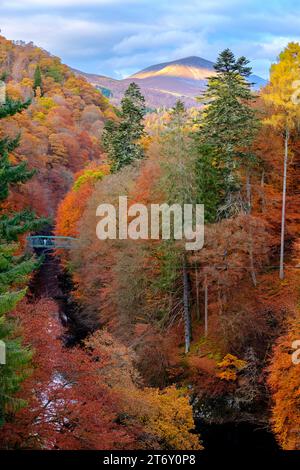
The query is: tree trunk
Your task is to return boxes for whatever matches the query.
[279,127,289,280]
[249,224,257,287]
[246,171,257,286]
[182,256,191,353]
[204,274,208,337]
[260,170,266,212]
[195,263,200,321]
[246,170,252,213]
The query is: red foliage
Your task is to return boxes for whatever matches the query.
[0,299,134,449]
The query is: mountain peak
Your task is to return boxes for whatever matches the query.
[130,56,214,80]
[78,55,266,109]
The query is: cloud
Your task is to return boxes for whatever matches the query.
[2,15,113,52]
[1,0,137,8]
[0,0,300,78]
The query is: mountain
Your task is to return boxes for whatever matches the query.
[74,56,267,109]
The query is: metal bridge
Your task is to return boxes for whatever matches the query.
[27,235,77,250]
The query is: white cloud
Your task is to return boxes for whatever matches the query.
[0,0,138,8]
[257,36,295,58]
[0,0,299,78]
[2,15,126,59]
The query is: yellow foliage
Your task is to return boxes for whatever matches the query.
[20,77,33,88]
[263,42,300,131]
[217,353,246,381]
[84,331,202,450]
[33,111,46,122]
[124,386,202,450]
[72,165,110,191]
[38,96,56,110]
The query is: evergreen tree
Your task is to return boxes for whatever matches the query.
[169,99,187,129]
[33,64,43,96]
[0,92,46,425]
[160,100,194,205]
[196,48,259,218]
[194,143,226,223]
[0,135,34,202]
[0,96,31,119]
[0,133,45,241]
[0,244,33,425]
[103,82,146,171]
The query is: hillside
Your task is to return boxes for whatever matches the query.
[0,36,114,217]
[74,56,266,109]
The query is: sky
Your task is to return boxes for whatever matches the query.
[1,0,300,79]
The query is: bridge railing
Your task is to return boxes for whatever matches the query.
[27,235,77,250]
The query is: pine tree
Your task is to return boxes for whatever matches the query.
[0,135,34,202]
[103,82,146,171]
[196,48,259,218]
[0,91,46,425]
[33,64,42,96]
[194,143,226,223]
[169,99,186,129]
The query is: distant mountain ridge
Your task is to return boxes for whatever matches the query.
[131,56,214,76]
[74,56,266,109]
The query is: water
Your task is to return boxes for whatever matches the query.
[199,421,279,451]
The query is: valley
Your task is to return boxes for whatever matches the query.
[0,34,299,453]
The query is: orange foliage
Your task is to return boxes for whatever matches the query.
[0,34,114,217]
[268,308,300,449]
[55,163,110,237]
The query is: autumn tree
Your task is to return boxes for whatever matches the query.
[0,300,134,449]
[85,330,202,450]
[55,164,109,237]
[156,100,197,352]
[262,43,300,279]
[268,311,300,449]
[103,82,146,171]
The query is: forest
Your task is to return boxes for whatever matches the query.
[0,33,300,451]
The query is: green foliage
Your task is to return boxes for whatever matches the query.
[152,242,182,294]
[103,82,146,171]
[33,64,42,95]
[171,99,186,117]
[0,289,26,317]
[0,243,38,294]
[159,99,224,223]
[149,102,193,322]
[196,48,259,218]
[159,100,195,205]
[0,135,35,202]
[0,209,47,243]
[194,143,226,223]
[0,95,46,425]
[0,315,32,426]
[73,169,104,191]
[44,64,64,83]
[0,243,34,425]
[0,104,48,240]
[0,96,31,119]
